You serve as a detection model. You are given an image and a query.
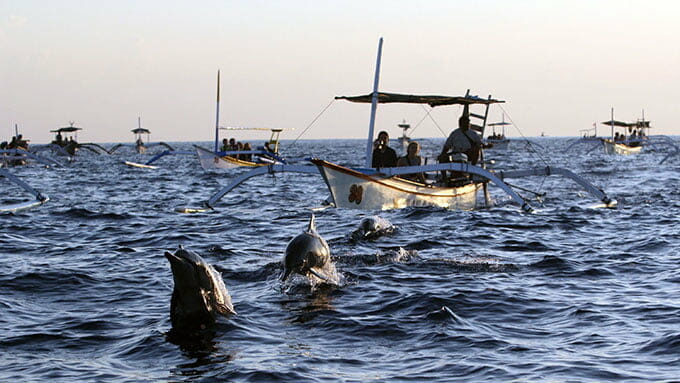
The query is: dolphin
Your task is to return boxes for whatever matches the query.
[352,215,395,240]
[165,246,235,333]
[281,213,332,282]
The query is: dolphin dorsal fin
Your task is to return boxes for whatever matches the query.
[307,213,316,232]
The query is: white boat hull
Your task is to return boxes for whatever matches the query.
[312,159,481,210]
[603,140,642,155]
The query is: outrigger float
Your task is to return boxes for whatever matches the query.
[179,38,616,213]
[565,109,679,163]
[0,167,49,213]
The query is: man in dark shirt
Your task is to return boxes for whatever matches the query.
[371,131,398,168]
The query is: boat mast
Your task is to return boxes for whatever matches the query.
[610,107,614,139]
[366,38,383,168]
[214,70,221,153]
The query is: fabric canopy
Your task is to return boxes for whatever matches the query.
[132,128,151,134]
[335,92,504,107]
[601,120,629,127]
[51,127,82,133]
[488,121,512,126]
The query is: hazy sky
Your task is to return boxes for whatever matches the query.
[2,1,679,144]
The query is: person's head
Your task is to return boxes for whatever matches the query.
[377,131,389,143]
[229,138,235,145]
[407,141,420,156]
[458,115,470,130]
[237,142,243,149]
[244,142,251,149]
[222,138,228,144]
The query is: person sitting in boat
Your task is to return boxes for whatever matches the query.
[371,131,398,168]
[439,112,482,165]
[396,141,426,184]
[243,142,253,161]
[236,142,244,160]
[220,138,229,152]
[135,137,144,147]
[228,138,237,151]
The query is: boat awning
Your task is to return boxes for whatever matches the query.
[335,92,504,107]
[132,128,151,134]
[50,127,82,133]
[601,120,629,127]
[488,122,512,126]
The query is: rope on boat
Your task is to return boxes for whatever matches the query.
[288,98,336,150]
[498,104,550,167]
[419,105,450,138]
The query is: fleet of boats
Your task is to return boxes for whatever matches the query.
[3,39,678,214]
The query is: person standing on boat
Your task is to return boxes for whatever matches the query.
[372,131,398,168]
[439,111,482,165]
[397,141,426,183]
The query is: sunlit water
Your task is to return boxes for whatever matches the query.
[1,138,679,382]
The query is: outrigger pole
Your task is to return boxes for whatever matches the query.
[214,69,221,154]
[366,37,383,168]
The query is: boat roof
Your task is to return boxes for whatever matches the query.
[132,128,151,134]
[51,126,82,133]
[335,92,504,107]
[219,126,288,132]
[488,121,512,126]
[601,120,651,128]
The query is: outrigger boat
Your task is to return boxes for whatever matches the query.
[485,113,511,150]
[565,109,679,161]
[32,122,109,157]
[195,127,286,170]
[194,70,288,171]
[182,38,616,213]
[397,120,412,150]
[109,117,178,169]
[0,167,49,213]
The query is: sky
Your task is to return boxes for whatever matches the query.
[2,0,680,144]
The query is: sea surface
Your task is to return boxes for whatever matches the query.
[1,137,679,382]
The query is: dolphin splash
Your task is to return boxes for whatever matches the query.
[281,213,337,283]
[165,246,235,333]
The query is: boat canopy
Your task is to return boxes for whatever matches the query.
[335,92,504,107]
[51,126,82,133]
[132,128,151,134]
[601,120,651,128]
[488,121,512,126]
[219,126,286,132]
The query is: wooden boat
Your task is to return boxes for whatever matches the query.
[565,110,678,161]
[194,71,288,171]
[184,38,617,213]
[397,120,411,151]
[485,114,511,150]
[311,159,480,210]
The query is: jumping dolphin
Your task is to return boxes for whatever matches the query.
[352,215,395,240]
[281,213,333,282]
[165,246,235,333]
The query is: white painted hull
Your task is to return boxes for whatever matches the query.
[603,140,642,155]
[312,159,480,210]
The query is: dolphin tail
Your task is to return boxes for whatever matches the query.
[307,213,316,233]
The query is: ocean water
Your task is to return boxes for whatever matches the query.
[1,138,679,382]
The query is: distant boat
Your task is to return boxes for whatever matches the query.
[397,120,411,150]
[485,113,511,150]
